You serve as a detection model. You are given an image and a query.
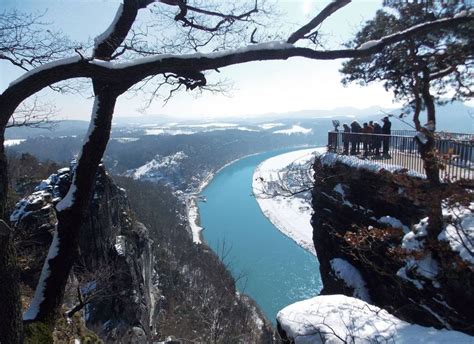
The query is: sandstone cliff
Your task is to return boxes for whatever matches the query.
[310,154,473,335]
[11,164,158,342]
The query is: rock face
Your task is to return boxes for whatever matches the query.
[310,155,474,335]
[11,164,158,342]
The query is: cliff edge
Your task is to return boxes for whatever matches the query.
[277,152,473,343]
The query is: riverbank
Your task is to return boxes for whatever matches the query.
[185,156,252,244]
[186,145,315,245]
[252,147,326,256]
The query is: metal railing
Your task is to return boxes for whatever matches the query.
[391,130,474,142]
[328,131,474,180]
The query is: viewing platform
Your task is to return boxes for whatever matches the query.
[328,129,474,181]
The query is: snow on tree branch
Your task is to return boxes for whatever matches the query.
[287,0,351,44]
[2,11,471,126]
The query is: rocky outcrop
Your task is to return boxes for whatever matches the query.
[11,164,158,342]
[310,154,474,335]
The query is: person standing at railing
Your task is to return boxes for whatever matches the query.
[382,116,392,157]
[373,122,382,157]
[368,121,375,154]
[342,123,351,155]
[362,122,373,157]
[350,120,362,155]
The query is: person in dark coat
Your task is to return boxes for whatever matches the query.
[342,123,351,155]
[373,122,382,157]
[350,120,362,155]
[368,121,375,153]
[362,122,373,157]
[382,116,392,156]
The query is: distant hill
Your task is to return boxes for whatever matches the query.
[356,102,473,132]
[433,102,473,133]
[5,102,472,140]
[5,120,89,139]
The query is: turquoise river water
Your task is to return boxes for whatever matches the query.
[198,149,322,324]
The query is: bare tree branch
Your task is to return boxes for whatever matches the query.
[6,96,57,129]
[287,0,351,44]
[0,9,76,69]
[1,12,472,129]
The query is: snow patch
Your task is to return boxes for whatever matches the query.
[259,123,284,130]
[358,39,380,50]
[454,10,469,18]
[4,139,26,146]
[111,137,140,143]
[115,235,126,255]
[187,198,202,244]
[330,258,371,302]
[90,40,294,70]
[145,128,195,136]
[128,151,188,183]
[274,125,312,135]
[415,131,428,144]
[378,216,410,233]
[236,127,259,132]
[320,152,426,178]
[439,201,474,264]
[56,181,77,212]
[178,122,238,128]
[94,3,124,49]
[397,218,439,288]
[401,217,428,251]
[9,56,82,87]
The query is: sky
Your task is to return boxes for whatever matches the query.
[1,0,404,121]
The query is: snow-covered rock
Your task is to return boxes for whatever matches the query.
[330,258,371,302]
[277,295,473,344]
[439,201,474,264]
[11,165,158,341]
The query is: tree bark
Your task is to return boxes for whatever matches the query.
[408,42,422,131]
[419,68,440,186]
[24,85,119,326]
[0,127,8,221]
[0,220,23,344]
[419,67,443,245]
[0,121,23,343]
[22,0,141,329]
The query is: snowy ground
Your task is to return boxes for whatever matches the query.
[187,197,203,244]
[277,294,474,344]
[273,125,312,135]
[4,139,26,146]
[252,147,326,255]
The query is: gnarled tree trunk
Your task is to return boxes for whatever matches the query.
[419,68,443,245]
[23,87,120,327]
[0,220,23,344]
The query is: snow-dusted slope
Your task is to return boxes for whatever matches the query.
[252,147,325,255]
[273,125,312,135]
[126,151,188,187]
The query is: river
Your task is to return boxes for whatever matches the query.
[198,149,322,324]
